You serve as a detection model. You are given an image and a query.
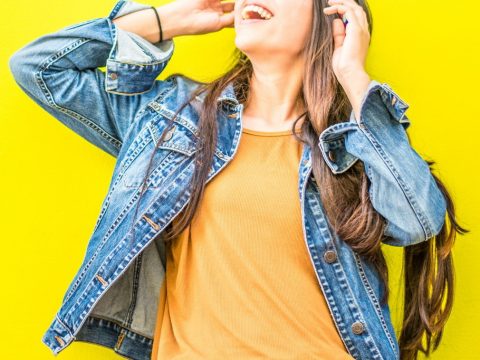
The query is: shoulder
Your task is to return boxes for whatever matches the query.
[138,74,206,129]
[164,74,207,105]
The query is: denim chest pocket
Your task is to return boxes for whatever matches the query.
[120,110,199,189]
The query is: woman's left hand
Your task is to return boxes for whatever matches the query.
[324,0,372,121]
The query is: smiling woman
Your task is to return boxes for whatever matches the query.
[8,0,466,359]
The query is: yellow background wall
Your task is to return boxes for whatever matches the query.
[1,0,477,358]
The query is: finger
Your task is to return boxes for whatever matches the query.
[327,0,367,30]
[323,4,361,29]
[221,1,235,13]
[220,12,235,28]
[326,3,360,21]
[332,18,346,49]
[328,0,362,11]
[327,0,362,19]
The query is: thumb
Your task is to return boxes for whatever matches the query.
[332,18,346,49]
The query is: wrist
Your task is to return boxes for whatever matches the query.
[338,69,371,122]
[337,66,369,87]
[111,4,186,43]
[155,2,191,40]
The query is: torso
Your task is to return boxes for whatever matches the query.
[151,126,353,359]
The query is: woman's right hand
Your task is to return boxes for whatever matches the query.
[164,0,235,37]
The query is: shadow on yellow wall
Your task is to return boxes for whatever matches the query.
[0,0,477,359]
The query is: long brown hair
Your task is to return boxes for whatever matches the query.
[129,1,467,358]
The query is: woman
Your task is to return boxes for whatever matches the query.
[9,0,466,359]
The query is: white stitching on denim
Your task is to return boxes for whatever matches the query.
[353,252,398,357]
[358,121,432,240]
[35,37,122,151]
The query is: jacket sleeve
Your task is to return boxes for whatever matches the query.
[8,0,175,157]
[318,80,447,247]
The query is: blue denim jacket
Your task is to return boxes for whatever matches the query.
[9,1,447,359]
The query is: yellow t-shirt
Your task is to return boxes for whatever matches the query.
[151,125,353,359]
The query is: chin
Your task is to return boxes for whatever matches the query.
[234,35,266,55]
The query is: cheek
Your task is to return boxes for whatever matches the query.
[278,10,312,44]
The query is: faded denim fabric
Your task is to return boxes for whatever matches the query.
[9,1,447,359]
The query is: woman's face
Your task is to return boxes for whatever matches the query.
[234,0,314,57]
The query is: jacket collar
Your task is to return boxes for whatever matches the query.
[216,81,239,105]
[194,80,239,106]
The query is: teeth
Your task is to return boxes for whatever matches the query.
[241,4,273,20]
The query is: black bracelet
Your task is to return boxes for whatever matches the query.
[150,6,163,43]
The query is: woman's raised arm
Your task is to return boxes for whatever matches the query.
[8,0,183,157]
[7,0,216,157]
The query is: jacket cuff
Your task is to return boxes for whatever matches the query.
[105,0,175,95]
[318,80,410,174]
[349,80,410,125]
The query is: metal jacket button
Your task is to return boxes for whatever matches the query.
[228,113,237,118]
[163,125,175,141]
[323,250,337,263]
[328,150,336,162]
[351,321,365,335]
[109,72,118,80]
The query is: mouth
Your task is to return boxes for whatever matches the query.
[240,3,274,22]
